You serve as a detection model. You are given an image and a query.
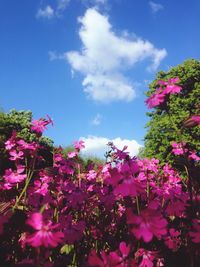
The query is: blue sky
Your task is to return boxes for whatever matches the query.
[1,0,200,157]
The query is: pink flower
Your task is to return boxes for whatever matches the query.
[135,248,157,267]
[3,167,26,189]
[17,139,38,151]
[145,91,166,109]
[162,77,182,94]
[171,142,187,155]
[5,140,15,150]
[146,77,182,109]
[86,170,97,181]
[189,151,200,161]
[164,228,181,251]
[67,151,78,158]
[127,208,167,242]
[25,213,64,247]
[34,180,49,196]
[73,140,85,151]
[189,219,200,243]
[191,115,200,125]
[9,150,24,161]
[60,215,85,244]
[114,178,144,197]
[88,242,131,267]
[31,115,53,134]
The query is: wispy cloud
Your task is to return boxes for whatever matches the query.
[82,0,108,7]
[65,8,167,103]
[149,1,164,13]
[48,51,64,60]
[36,5,55,19]
[91,114,102,126]
[80,136,142,158]
[36,0,70,19]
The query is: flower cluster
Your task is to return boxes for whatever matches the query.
[146,77,182,108]
[0,117,199,267]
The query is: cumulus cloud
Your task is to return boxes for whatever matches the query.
[91,113,102,126]
[36,5,55,19]
[66,8,167,102]
[149,1,164,13]
[80,135,142,158]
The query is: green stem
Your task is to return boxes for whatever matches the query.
[136,196,140,215]
[13,170,34,210]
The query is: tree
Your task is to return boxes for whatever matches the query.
[143,59,200,165]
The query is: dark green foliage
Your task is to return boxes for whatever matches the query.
[143,59,200,165]
[0,109,53,173]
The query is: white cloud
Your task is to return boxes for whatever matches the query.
[149,1,164,13]
[36,5,55,19]
[80,135,142,158]
[57,0,70,11]
[91,113,102,125]
[37,0,70,19]
[66,8,167,102]
[48,51,65,61]
[82,0,108,6]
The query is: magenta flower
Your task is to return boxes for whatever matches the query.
[25,213,64,247]
[146,91,166,109]
[171,142,187,155]
[146,77,182,109]
[31,115,53,134]
[73,140,85,151]
[17,139,38,151]
[191,115,200,125]
[5,139,16,150]
[114,178,144,197]
[127,208,167,242]
[162,77,182,94]
[189,151,200,161]
[67,151,78,158]
[135,248,157,267]
[189,219,200,243]
[34,180,49,196]
[164,228,180,251]
[60,215,85,244]
[3,167,26,189]
[9,150,24,161]
[86,170,97,181]
[88,242,131,267]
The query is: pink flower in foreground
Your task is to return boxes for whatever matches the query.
[31,115,53,134]
[73,140,85,151]
[67,151,78,158]
[127,208,167,242]
[88,242,131,267]
[17,139,38,151]
[9,150,24,161]
[162,77,182,94]
[114,178,144,197]
[135,248,157,267]
[146,77,182,109]
[3,167,26,189]
[25,213,64,247]
[145,91,166,109]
